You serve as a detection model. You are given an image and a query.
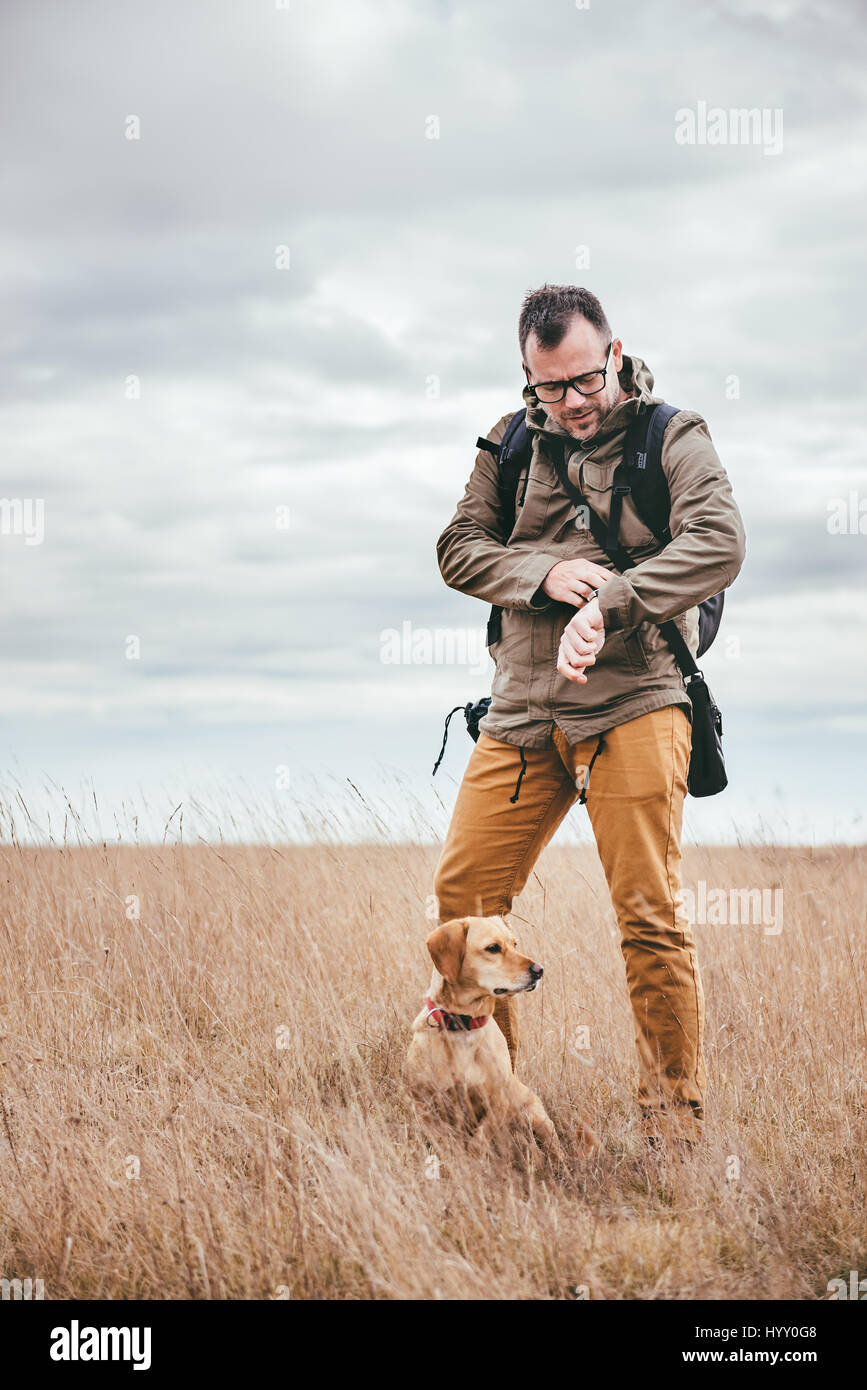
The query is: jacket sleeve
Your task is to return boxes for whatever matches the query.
[436,414,561,610]
[596,412,746,634]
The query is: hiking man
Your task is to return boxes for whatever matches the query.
[433,284,746,1146]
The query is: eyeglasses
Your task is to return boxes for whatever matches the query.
[526,342,612,403]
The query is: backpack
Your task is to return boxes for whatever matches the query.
[476,401,725,654]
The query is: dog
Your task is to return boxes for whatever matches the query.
[406,915,597,1163]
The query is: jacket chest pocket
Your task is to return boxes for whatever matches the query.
[578,459,614,511]
[507,473,554,542]
[579,459,659,550]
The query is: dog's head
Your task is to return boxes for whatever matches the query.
[425,915,543,1000]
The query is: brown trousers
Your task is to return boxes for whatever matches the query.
[433,705,705,1142]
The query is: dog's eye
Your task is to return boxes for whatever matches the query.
[485,943,502,954]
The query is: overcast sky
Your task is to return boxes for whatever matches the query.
[1,0,865,845]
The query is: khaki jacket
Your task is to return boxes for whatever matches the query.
[436,355,746,746]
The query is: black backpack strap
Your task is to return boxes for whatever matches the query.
[604,404,648,560]
[604,470,633,569]
[475,409,532,537]
[601,401,678,562]
[656,619,700,681]
[624,402,722,666]
[480,409,532,647]
[626,402,680,543]
[549,437,617,565]
[498,408,530,455]
[495,409,531,534]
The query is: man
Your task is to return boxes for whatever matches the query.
[433,284,745,1146]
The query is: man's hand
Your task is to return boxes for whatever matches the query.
[541,558,612,607]
[557,598,605,684]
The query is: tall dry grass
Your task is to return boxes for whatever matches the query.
[0,825,864,1299]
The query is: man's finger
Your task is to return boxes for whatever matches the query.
[559,632,589,660]
[559,641,595,673]
[563,586,594,606]
[561,631,595,663]
[565,612,592,638]
[573,564,610,587]
[570,616,598,643]
[557,654,588,684]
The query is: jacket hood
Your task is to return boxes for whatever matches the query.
[522,353,659,451]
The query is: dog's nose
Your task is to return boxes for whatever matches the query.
[529,962,544,979]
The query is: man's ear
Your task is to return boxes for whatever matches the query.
[426,918,470,985]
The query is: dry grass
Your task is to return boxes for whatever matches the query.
[0,829,865,1300]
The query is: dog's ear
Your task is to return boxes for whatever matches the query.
[426,918,470,985]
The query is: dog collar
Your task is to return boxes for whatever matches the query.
[425,997,490,1032]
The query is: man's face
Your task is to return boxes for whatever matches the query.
[523,315,624,440]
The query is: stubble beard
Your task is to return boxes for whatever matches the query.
[560,381,621,441]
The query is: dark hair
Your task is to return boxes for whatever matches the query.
[518,284,612,358]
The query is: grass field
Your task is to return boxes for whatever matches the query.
[0,834,864,1300]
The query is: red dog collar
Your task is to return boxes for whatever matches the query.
[426,997,490,1032]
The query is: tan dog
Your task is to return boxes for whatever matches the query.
[407,915,594,1162]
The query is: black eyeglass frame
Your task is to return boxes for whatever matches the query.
[524,341,613,402]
